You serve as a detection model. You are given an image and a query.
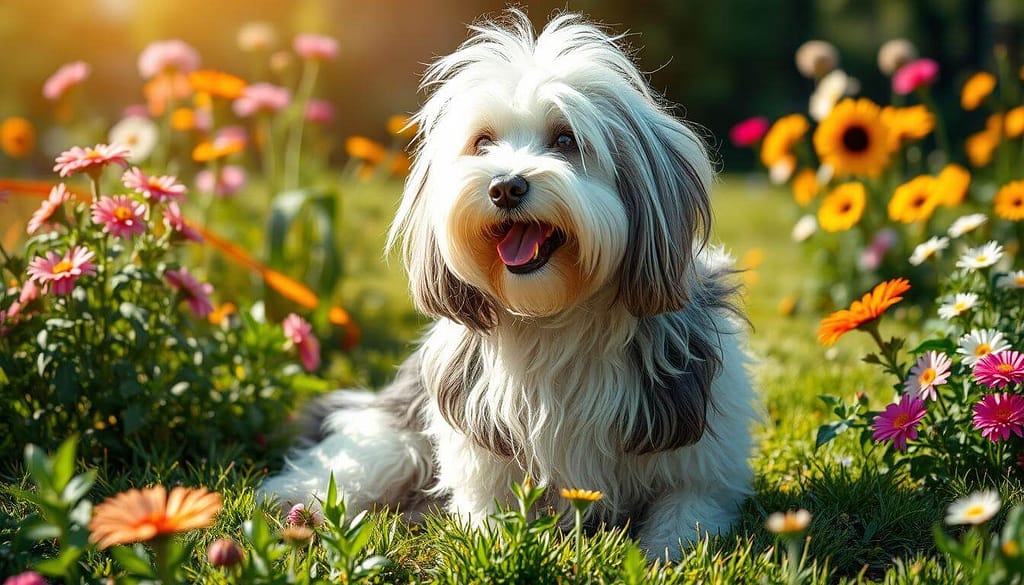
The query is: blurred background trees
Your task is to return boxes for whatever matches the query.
[0,0,1021,172]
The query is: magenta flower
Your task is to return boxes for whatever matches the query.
[137,39,201,79]
[162,202,203,242]
[729,117,770,148]
[293,33,339,61]
[872,394,927,451]
[165,267,214,317]
[903,351,952,401]
[122,167,187,202]
[90,195,147,240]
[973,393,1024,442]
[4,571,48,585]
[54,143,131,178]
[233,83,291,117]
[305,99,335,125]
[27,183,72,235]
[42,61,91,101]
[196,165,247,197]
[973,350,1024,389]
[286,503,322,526]
[892,58,939,95]
[283,313,321,371]
[27,246,96,296]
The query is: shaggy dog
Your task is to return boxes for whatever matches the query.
[261,9,756,558]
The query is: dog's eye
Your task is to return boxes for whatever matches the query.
[474,135,494,153]
[553,132,575,150]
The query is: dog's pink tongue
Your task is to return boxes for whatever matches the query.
[497,223,551,266]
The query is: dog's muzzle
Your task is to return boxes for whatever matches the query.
[488,174,529,209]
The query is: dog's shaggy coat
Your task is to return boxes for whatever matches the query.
[261,10,756,558]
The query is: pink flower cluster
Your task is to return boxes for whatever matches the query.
[233,83,291,117]
[892,58,938,95]
[165,268,214,318]
[90,196,147,240]
[27,246,96,296]
[54,143,131,178]
[293,34,339,61]
[283,313,320,372]
[138,39,200,79]
[122,167,187,202]
[43,61,91,101]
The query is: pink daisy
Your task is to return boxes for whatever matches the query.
[293,33,339,61]
[27,246,96,296]
[973,393,1024,442]
[42,61,91,101]
[283,313,321,372]
[122,167,187,202]
[54,143,131,178]
[27,183,72,235]
[164,267,214,318]
[872,394,927,451]
[903,351,952,401]
[162,202,202,242]
[196,165,247,197]
[729,117,770,148]
[304,99,335,125]
[138,39,201,79]
[90,195,147,239]
[3,571,48,585]
[892,58,939,95]
[233,83,291,118]
[974,350,1024,389]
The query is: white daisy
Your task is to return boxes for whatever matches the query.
[945,490,1000,526]
[996,270,1024,290]
[956,241,1004,271]
[108,116,159,163]
[937,293,978,320]
[765,509,812,535]
[957,329,1012,366]
[791,215,818,242]
[947,213,988,238]
[908,236,950,265]
[770,158,795,185]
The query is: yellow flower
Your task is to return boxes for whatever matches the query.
[935,164,970,207]
[171,108,196,131]
[880,105,934,151]
[89,485,222,549]
[889,175,940,223]
[961,72,996,111]
[813,98,891,177]
[561,488,603,513]
[994,181,1024,221]
[760,114,808,168]
[1,116,35,159]
[817,182,866,232]
[1006,106,1024,139]
[966,115,1002,168]
[792,168,819,206]
[192,137,245,162]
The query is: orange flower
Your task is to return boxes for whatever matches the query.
[792,168,819,206]
[189,69,247,100]
[1006,106,1024,139]
[89,485,222,549]
[1,117,36,159]
[994,181,1024,221]
[966,114,1002,168]
[935,164,970,207]
[193,137,245,162]
[961,72,996,111]
[817,278,911,346]
[171,108,197,131]
[345,136,387,164]
[386,114,417,139]
[144,72,193,117]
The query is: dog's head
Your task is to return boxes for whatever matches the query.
[388,10,714,328]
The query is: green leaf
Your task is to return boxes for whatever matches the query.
[33,545,83,577]
[24,444,54,493]
[910,338,956,355]
[54,360,78,406]
[62,471,96,504]
[110,545,156,577]
[815,420,851,449]
[122,403,145,434]
[19,517,61,541]
[267,189,342,296]
[51,435,79,491]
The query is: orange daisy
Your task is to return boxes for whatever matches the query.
[994,181,1024,221]
[189,69,247,100]
[89,485,222,549]
[817,278,911,346]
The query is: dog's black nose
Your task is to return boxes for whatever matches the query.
[488,175,529,209]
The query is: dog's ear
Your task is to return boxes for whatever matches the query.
[614,108,714,317]
[388,160,499,331]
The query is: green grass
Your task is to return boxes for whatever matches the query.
[1,175,1016,583]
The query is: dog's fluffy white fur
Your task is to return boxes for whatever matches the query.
[261,10,756,558]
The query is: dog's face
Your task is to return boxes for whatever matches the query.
[389,13,715,328]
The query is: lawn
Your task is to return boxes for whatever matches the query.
[4,173,1013,584]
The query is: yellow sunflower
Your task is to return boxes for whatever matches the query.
[888,175,940,223]
[880,105,934,151]
[813,98,891,177]
[792,168,819,206]
[761,114,809,168]
[994,181,1024,221]
[1006,106,1024,139]
[818,182,867,232]
[966,114,1002,168]
[961,72,996,111]
[935,164,971,207]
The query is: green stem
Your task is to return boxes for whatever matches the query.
[285,60,320,191]
[786,537,802,585]
[919,90,951,166]
[259,113,279,201]
[153,535,176,584]
[574,507,583,574]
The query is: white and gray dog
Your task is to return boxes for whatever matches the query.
[262,9,756,558]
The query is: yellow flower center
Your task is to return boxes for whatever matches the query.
[919,368,936,385]
[85,148,102,159]
[893,413,910,427]
[52,260,73,274]
[998,364,1014,374]
[114,206,134,221]
[975,255,988,264]
[954,302,968,312]
[1016,276,1024,286]
[975,343,992,357]
[965,505,987,519]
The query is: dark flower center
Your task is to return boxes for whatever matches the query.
[841,126,870,153]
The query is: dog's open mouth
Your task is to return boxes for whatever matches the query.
[493,221,566,274]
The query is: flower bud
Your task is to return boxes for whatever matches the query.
[877,39,917,76]
[207,538,244,568]
[795,40,839,79]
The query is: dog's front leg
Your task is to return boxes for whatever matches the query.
[637,490,744,560]
[431,422,519,526]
